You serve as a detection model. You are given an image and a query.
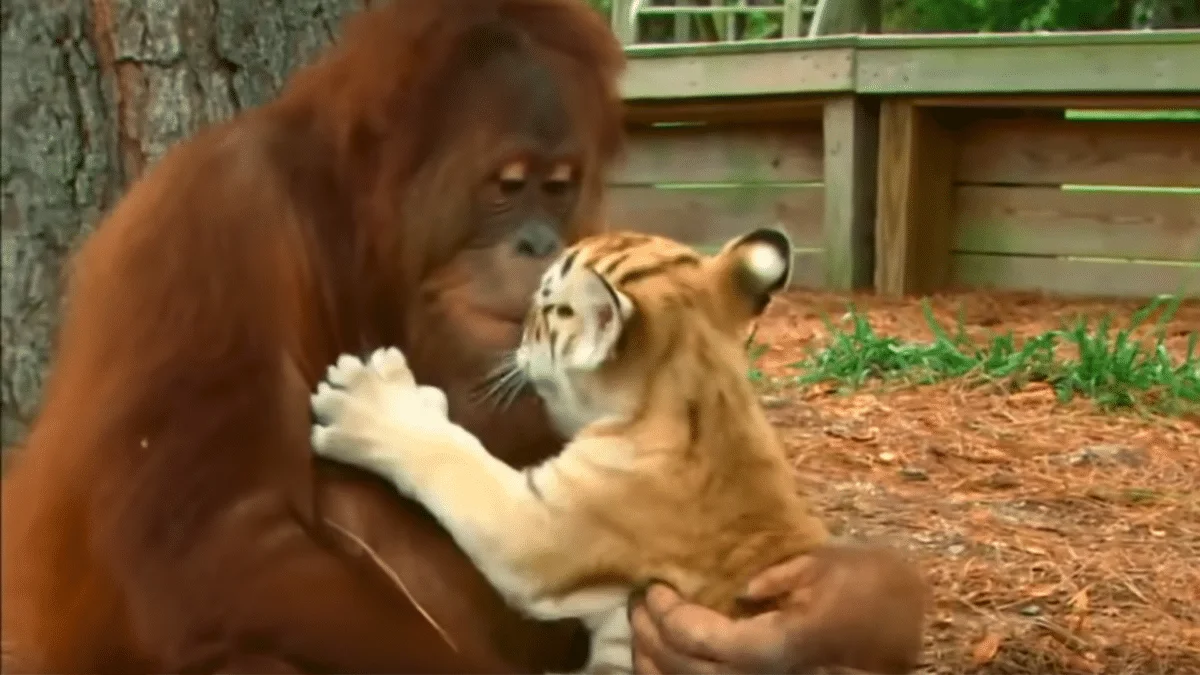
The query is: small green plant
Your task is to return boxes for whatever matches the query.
[745,324,771,383]
[790,296,1199,416]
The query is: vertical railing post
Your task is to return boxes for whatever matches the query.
[612,0,636,45]
[674,0,693,43]
[782,0,803,37]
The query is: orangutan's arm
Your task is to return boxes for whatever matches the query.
[86,364,514,675]
[311,349,632,623]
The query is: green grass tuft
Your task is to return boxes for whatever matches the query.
[745,323,771,383]
[765,296,1199,417]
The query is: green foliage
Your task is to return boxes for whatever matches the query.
[588,0,1196,38]
[585,0,612,15]
[746,324,771,383]
[785,296,1199,417]
[883,0,1131,32]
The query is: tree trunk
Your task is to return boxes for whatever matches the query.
[0,0,361,456]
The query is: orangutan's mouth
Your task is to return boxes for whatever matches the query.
[468,303,528,333]
[470,299,531,327]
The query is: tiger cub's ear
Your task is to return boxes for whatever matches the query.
[565,267,635,371]
[717,227,794,318]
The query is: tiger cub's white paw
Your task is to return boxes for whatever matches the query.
[310,347,453,477]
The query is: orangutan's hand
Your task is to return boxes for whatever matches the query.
[629,545,931,674]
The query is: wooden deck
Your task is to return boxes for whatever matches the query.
[608,31,1200,298]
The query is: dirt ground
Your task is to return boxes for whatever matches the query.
[752,290,1199,675]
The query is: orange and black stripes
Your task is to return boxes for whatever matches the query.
[527,232,712,366]
[614,253,700,286]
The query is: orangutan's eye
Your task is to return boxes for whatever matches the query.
[544,162,575,196]
[496,160,528,197]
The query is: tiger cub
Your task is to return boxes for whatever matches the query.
[310,227,831,674]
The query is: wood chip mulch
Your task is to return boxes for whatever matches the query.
[753,290,1199,675]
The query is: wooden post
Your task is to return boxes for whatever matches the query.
[674,0,692,43]
[822,95,879,290]
[782,0,803,38]
[809,0,881,37]
[612,0,636,45]
[874,101,957,296]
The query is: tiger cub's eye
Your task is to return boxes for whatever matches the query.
[554,305,575,319]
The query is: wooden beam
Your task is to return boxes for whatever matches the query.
[875,101,957,296]
[907,94,1200,110]
[623,97,828,126]
[953,186,1200,262]
[856,41,1200,95]
[955,118,1200,187]
[853,30,1200,49]
[821,95,878,290]
[621,47,856,100]
[950,255,1200,299]
[619,32,1200,101]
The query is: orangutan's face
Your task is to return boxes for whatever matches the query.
[412,31,602,357]
[395,24,618,464]
[458,149,581,340]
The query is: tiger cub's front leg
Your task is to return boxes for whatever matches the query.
[310,348,629,633]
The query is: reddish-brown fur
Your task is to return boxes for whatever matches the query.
[0,1,624,672]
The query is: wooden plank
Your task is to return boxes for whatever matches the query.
[874,100,958,296]
[611,123,824,185]
[604,185,825,249]
[821,95,878,290]
[622,35,858,59]
[624,98,827,127]
[950,254,1200,299]
[909,95,1200,110]
[956,118,1200,187]
[786,250,826,289]
[620,47,856,100]
[953,186,1200,262]
[856,41,1200,95]
[854,30,1200,50]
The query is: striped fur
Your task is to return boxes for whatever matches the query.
[311,228,831,675]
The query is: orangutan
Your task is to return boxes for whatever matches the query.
[1,0,618,672]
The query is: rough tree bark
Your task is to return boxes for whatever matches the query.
[1,0,362,455]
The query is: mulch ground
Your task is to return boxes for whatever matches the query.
[752,290,1199,675]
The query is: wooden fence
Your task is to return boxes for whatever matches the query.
[606,31,1200,298]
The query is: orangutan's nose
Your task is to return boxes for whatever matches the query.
[514,220,563,259]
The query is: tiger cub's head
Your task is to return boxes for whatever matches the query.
[513,227,793,438]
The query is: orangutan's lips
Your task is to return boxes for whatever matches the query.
[469,304,526,333]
